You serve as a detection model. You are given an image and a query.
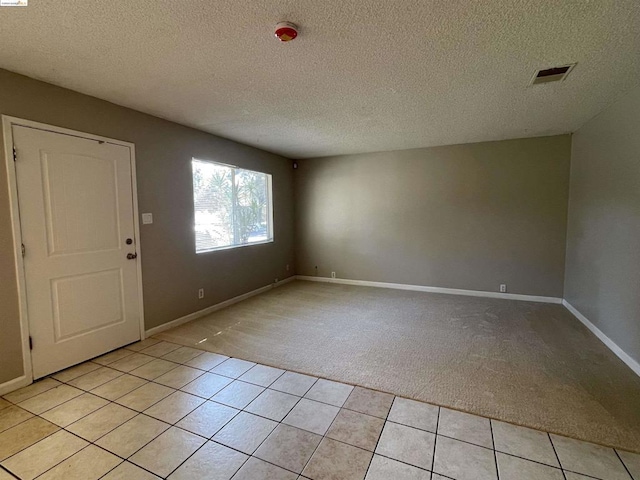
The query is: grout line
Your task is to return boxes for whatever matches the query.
[294,397,354,476]
[159,434,217,478]
[2,392,126,466]
[164,388,306,479]
[430,472,457,480]
[0,408,34,435]
[431,431,496,451]
[0,464,20,479]
[0,419,70,464]
[495,450,568,471]
[61,403,139,444]
[560,469,613,480]
[490,419,499,480]
[614,449,635,480]
[430,406,441,479]
[161,376,307,479]
[26,442,95,480]
[238,388,315,474]
[374,414,565,474]
[549,433,568,480]
[368,451,433,472]
[96,462,122,480]
[362,393,395,478]
[69,430,166,479]
[159,403,251,477]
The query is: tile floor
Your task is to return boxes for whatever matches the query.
[0,339,638,480]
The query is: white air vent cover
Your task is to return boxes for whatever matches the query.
[530,64,576,85]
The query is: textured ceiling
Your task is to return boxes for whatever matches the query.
[0,1,639,158]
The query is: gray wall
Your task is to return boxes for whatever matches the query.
[295,136,571,297]
[564,84,640,364]
[0,69,295,384]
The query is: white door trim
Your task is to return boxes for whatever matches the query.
[2,116,145,390]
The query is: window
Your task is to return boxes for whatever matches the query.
[192,159,273,253]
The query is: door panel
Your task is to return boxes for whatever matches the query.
[51,268,125,341]
[13,126,141,379]
[43,151,121,255]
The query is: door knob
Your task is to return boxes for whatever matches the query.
[127,253,138,260]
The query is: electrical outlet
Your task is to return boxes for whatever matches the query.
[198,288,204,299]
[286,264,290,271]
[331,271,336,279]
[500,284,507,293]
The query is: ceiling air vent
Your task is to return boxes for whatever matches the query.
[530,63,575,85]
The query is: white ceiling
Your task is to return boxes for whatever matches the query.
[1,1,639,159]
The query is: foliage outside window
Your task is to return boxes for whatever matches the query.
[192,159,273,253]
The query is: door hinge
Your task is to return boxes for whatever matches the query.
[29,336,33,350]
[13,146,17,162]
[21,243,25,257]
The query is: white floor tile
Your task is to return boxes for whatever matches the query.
[176,401,239,438]
[212,412,277,454]
[238,364,285,387]
[496,452,564,480]
[95,414,170,458]
[304,378,353,407]
[438,407,493,448]
[168,441,247,480]
[40,393,108,427]
[181,372,232,398]
[245,389,300,421]
[211,381,264,409]
[551,434,630,480]
[130,427,205,477]
[375,421,435,470]
[143,391,204,424]
[282,398,339,435]
[37,445,121,480]
[232,456,296,480]
[1,430,87,480]
[492,420,559,467]
[387,397,439,433]
[270,371,318,396]
[66,403,137,442]
[617,449,640,479]
[365,455,431,480]
[210,358,256,378]
[101,461,161,479]
[433,435,497,480]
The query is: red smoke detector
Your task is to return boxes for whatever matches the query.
[275,22,298,42]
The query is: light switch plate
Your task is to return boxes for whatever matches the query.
[142,213,153,224]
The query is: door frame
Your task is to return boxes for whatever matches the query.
[1,115,145,393]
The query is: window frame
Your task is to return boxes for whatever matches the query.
[192,158,274,254]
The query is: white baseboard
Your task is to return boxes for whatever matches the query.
[562,300,640,377]
[296,275,563,304]
[0,375,30,396]
[145,276,295,337]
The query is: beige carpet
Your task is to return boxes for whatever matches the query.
[156,280,640,452]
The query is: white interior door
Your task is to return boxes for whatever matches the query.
[13,125,141,379]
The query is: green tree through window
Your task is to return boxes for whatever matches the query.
[192,160,273,252]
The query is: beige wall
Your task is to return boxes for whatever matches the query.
[0,69,295,384]
[564,84,640,364]
[295,136,571,297]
